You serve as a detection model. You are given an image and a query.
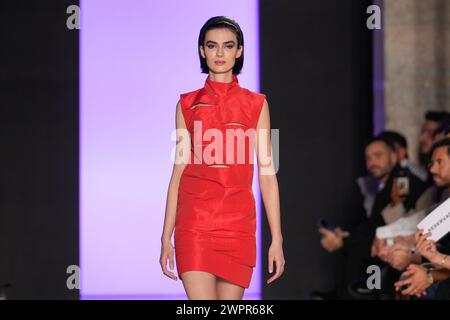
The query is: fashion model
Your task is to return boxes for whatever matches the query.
[160,16,284,300]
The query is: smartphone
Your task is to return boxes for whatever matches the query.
[318,218,335,231]
[396,168,410,196]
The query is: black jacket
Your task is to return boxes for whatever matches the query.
[346,164,429,248]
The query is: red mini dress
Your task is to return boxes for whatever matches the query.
[174,74,266,288]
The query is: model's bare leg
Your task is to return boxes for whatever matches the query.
[216,277,245,300]
[181,271,217,300]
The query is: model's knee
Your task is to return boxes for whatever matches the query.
[216,277,245,300]
[181,271,218,300]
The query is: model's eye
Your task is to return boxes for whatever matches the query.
[206,44,215,49]
[226,44,235,49]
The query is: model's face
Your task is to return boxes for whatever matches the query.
[365,141,397,179]
[429,146,450,187]
[200,28,243,75]
[420,120,440,154]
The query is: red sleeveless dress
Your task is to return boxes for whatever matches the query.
[174,74,266,288]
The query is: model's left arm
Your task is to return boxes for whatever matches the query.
[256,99,285,285]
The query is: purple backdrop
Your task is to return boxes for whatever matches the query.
[80,0,262,299]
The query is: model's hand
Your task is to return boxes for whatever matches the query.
[267,240,285,284]
[160,239,178,281]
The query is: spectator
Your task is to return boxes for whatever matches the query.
[319,134,428,299]
[393,138,450,299]
[379,130,428,183]
[419,111,450,169]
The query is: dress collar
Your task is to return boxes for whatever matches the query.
[204,74,239,96]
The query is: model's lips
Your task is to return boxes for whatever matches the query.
[214,60,226,65]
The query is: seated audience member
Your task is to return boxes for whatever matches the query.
[393,138,450,299]
[419,111,450,170]
[356,130,426,222]
[318,135,428,299]
[431,115,450,144]
[379,130,428,183]
[375,133,450,271]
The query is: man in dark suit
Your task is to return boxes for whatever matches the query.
[318,135,428,299]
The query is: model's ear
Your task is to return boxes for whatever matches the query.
[199,45,206,59]
[236,45,243,59]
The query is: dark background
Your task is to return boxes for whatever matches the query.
[0,0,373,299]
[259,0,373,298]
[0,0,79,299]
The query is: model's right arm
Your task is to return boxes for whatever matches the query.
[160,100,188,280]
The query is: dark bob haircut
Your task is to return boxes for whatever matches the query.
[198,16,244,75]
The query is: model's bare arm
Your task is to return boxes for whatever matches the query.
[160,100,188,280]
[256,99,285,284]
